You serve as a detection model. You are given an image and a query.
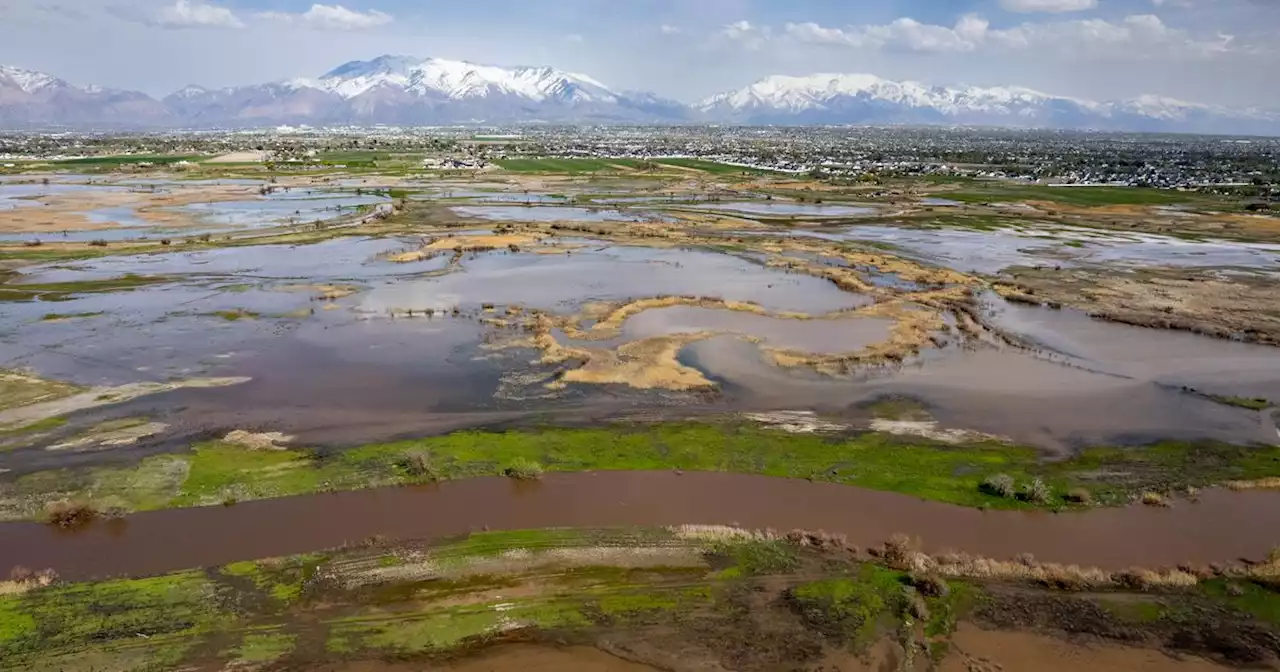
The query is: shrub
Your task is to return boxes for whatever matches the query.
[1141,492,1169,507]
[401,450,439,481]
[909,573,950,598]
[88,239,109,247]
[503,458,544,481]
[882,534,916,570]
[1064,488,1092,505]
[1020,478,1051,504]
[980,474,1016,499]
[44,500,99,528]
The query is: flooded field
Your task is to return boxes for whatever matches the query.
[452,205,676,223]
[4,160,1280,672]
[694,201,878,217]
[833,223,1280,273]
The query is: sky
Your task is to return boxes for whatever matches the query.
[0,0,1277,107]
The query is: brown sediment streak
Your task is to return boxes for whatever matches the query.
[2,471,1278,581]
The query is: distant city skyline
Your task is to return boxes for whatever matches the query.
[0,0,1276,108]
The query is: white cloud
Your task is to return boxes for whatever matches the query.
[659,24,681,35]
[775,13,1236,59]
[565,34,584,43]
[259,4,392,31]
[153,0,242,29]
[719,20,770,50]
[1000,0,1097,13]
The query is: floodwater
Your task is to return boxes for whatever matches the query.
[695,202,878,217]
[359,244,871,315]
[173,190,390,229]
[831,224,1280,273]
[0,183,127,211]
[921,197,963,207]
[573,306,893,355]
[15,236,412,283]
[941,625,1231,672]
[982,294,1280,401]
[452,206,675,223]
[324,645,661,672]
[677,327,1276,451]
[3,471,1279,580]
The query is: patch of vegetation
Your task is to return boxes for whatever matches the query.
[712,538,800,577]
[651,158,771,175]
[935,184,1203,207]
[230,630,296,664]
[495,158,645,174]
[788,564,908,648]
[1209,395,1272,411]
[38,312,104,321]
[0,274,168,303]
[0,415,67,440]
[221,554,325,607]
[209,309,260,321]
[0,571,224,661]
[5,423,1280,521]
[1200,579,1280,626]
[503,457,545,480]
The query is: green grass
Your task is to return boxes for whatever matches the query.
[1200,580,1280,625]
[1209,395,1272,411]
[221,554,325,608]
[652,158,767,175]
[38,311,104,321]
[0,274,168,303]
[0,416,67,440]
[230,631,296,664]
[495,158,645,174]
[0,572,225,659]
[713,539,800,576]
[935,184,1203,207]
[6,423,1280,521]
[789,564,908,648]
[209,309,259,322]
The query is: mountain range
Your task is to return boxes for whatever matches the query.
[2,56,1277,135]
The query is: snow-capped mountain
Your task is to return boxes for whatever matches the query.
[697,73,1280,135]
[166,55,686,126]
[0,65,171,127]
[1,60,1277,133]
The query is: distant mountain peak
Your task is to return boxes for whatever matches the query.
[0,64,65,94]
[697,71,1279,134]
[304,55,621,104]
[0,59,1276,132]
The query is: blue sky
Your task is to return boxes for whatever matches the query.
[0,0,1276,106]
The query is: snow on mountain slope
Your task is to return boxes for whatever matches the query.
[306,55,618,103]
[0,65,171,127]
[697,73,1279,133]
[0,65,65,94]
[697,73,1087,116]
[168,55,672,125]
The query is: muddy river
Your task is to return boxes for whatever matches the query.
[3,471,1278,580]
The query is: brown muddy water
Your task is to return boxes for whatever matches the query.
[3,471,1279,581]
[316,645,661,671]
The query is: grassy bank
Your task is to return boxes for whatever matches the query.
[3,422,1279,521]
[3,526,1278,671]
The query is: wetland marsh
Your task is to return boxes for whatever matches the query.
[2,150,1279,670]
